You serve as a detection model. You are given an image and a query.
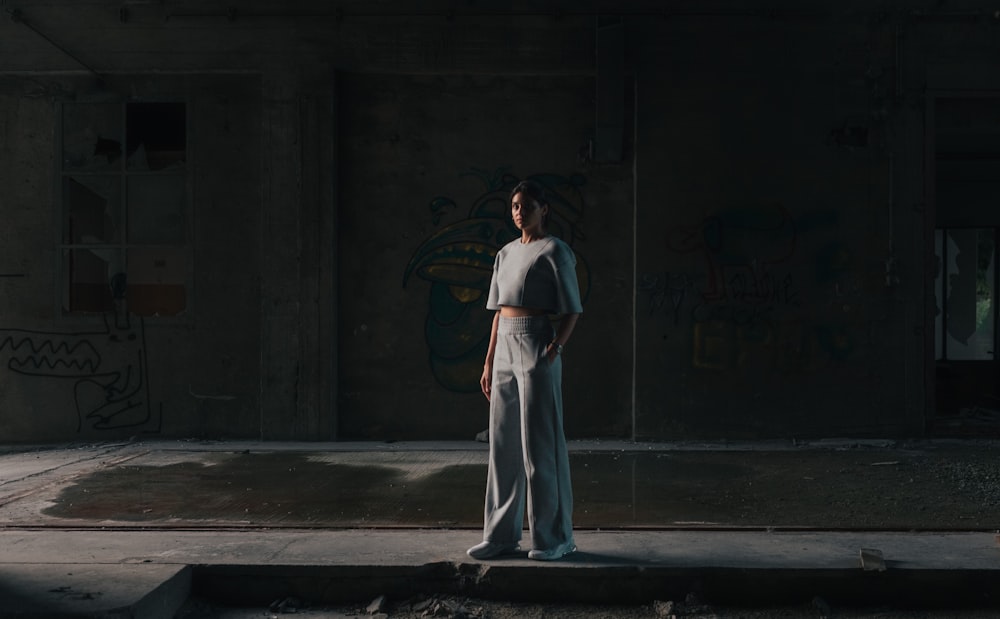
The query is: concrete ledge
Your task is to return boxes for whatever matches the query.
[191,562,1000,609]
[4,560,998,616]
[1,530,999,613]
[0,564,190,619]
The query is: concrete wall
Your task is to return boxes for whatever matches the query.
[337,73,633,439]
[633,16,916,438]
[0,73,267,441]
[0,1,998,442]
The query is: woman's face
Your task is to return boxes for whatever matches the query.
[511,192,548,232]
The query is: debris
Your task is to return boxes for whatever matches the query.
[870,461,899,466]
[475,429,489,443]
[811,595,832,618]
[653,599,675,617]
[422,598,455,616]
[269,597,303,613]
[860,547,886,571]
[410,596,481,618]
[680,592,709,615]
[367,594,388,614]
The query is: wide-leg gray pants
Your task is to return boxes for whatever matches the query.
[482,315,574,551]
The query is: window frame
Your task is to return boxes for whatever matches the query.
[935,226,999,361]
[54,96,194,322]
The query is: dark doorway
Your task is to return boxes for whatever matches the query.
[932,96,1000,434]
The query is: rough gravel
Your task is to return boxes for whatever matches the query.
[175,593,1000,619]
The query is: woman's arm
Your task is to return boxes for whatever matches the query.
[480,311,501,401]
[546,313,580,364]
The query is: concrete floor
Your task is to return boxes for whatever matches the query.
[4,438,999,530]
[1,439,999,617]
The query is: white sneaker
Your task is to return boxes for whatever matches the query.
[467,540,520,560]
[528,540,577,561]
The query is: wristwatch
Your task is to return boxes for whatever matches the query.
[551,342,564,355]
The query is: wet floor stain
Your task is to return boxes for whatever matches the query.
[44,452,483,527]
[42,449,1000,529]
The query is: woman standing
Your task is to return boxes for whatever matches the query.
[467,179,583,562]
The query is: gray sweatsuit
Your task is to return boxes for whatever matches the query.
[482,236,583,551]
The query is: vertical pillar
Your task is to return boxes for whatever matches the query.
[259,65,337,440]
[260,66,304,439]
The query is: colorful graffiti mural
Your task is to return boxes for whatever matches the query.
[404,168,589,392]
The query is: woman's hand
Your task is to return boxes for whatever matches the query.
[547,314,577,365]
[545,342,563,364]
[480,364,492,401]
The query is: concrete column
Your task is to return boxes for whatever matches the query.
[298,69,338,440]
[259,65,337,440]
[260,66,304,439]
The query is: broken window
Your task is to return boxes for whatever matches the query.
[935,228,996,360]
[59,100,188,316]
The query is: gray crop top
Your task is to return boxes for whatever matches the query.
[486,236,583,315]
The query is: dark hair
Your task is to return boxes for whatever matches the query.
[509,179,548,206]
[509,179,550,227]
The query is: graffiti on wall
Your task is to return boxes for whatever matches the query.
[640,205,858,371]
[0,307,158,433]
[665,203,798,304]
[403,167,590,392]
